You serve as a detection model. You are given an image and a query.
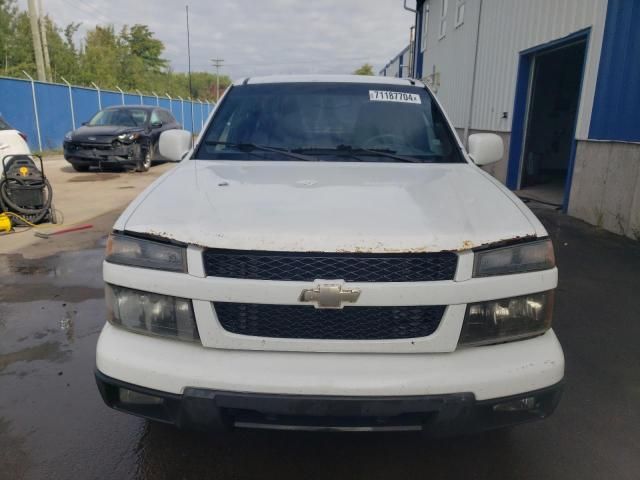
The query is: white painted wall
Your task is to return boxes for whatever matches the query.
[417,0,608,139]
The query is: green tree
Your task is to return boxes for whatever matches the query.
[45,18,80,82]
[123,24,167,73]
[0,1,225,101]
[79,25,123,88]
[353,63,374,76]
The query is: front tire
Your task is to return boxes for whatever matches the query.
[136,148,152,172]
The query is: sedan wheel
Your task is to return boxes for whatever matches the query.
[136,149,152,172]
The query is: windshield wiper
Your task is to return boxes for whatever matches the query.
[204,141,317,162]
[294,145,423,163]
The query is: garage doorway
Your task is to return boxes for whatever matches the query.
[507,31,588,209]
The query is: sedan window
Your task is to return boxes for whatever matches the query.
[88,108,147,127]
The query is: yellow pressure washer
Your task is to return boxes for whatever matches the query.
[0,154,55,228]
[0,212,11,233]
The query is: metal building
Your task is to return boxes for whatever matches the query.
[379,45,413,78]
[389,0,640,239]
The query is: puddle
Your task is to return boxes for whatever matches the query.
[0,248,104,297]
[0,342,69,372]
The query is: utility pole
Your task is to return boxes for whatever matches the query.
[38,0,52,82]
[210,58,224,101]
[27,0,46,81]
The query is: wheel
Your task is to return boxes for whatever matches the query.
[72,164,90,172]
[136,148,152,172]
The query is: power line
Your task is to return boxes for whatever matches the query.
[57,0,112,25]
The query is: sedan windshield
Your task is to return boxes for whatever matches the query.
[196,82,464,163]
[88,108,148,127]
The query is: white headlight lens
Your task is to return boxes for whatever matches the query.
[474,240,555,277]
[106,284,199,342]
[64,131,73,141]
[459,291,554,347]
[106,234,186,272]
[117,132,139,143]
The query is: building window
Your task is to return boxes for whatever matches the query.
[420,2,429,52]
[439,0,448,39]
[455,0,465,27]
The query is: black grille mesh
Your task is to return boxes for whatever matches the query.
[202,250,458,282]
[214,303,446,340]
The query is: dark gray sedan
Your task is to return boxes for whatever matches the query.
[63,105,181,172]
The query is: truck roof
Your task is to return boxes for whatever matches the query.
[233,74,424,87]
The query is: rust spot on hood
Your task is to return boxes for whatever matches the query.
[131,230,536,254]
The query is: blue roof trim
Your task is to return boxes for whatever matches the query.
[589,0,640,142]
[414,0,425,79]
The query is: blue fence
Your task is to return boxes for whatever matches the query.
[0,76,214,151]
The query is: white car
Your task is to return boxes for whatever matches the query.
[96,75,564,434]
[0,116,30,164]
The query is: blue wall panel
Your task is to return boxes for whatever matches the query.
[158,98,171,111]
[101,91,122,108]
[1,77,211,149]
[123,93,140,106]
[35,82,72,149]
[73,87,101,127]
[589,0,640,142]
[0,78,38,149]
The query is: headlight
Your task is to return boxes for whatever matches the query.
[459,291,554,347]
[106,234,187,272]
[473,240,555,277]
[64,131,73,141]
[117,132,140,143]
[106,284,199,343]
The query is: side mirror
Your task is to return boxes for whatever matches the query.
[467,133,503,166]
[159,129,192,162]
[151,121,163,128]
[81,121,88,126]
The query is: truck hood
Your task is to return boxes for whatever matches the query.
[119,160,542,252]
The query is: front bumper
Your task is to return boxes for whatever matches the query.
[63,141,139,164]
[95,370,563,433]
[96,323,564,432]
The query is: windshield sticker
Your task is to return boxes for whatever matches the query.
[369,90,422,104]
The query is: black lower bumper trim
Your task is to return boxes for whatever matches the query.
[95,370,563,434]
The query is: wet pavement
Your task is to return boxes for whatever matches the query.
[1,207,639,480]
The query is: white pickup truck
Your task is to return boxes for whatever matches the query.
[96,75,563,434]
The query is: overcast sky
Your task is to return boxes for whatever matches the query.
[18,0,415,78]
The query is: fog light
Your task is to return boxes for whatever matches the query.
[493,396,537,412]
[119,388,163,405]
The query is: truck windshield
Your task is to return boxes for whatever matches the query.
[196,82,464,163]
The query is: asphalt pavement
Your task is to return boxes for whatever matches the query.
[0,205,639,480]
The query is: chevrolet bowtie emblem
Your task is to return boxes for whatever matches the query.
[299,283,361,309]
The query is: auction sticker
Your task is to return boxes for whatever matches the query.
[369,90,422,104]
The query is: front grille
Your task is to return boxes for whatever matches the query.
[214,302,446,340]
[202,249,458,282]
[70,142,113,150]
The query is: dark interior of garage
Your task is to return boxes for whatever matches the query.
[519,40,587,205]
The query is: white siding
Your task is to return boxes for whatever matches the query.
[419,0,481,129]
[418,0,608,139]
